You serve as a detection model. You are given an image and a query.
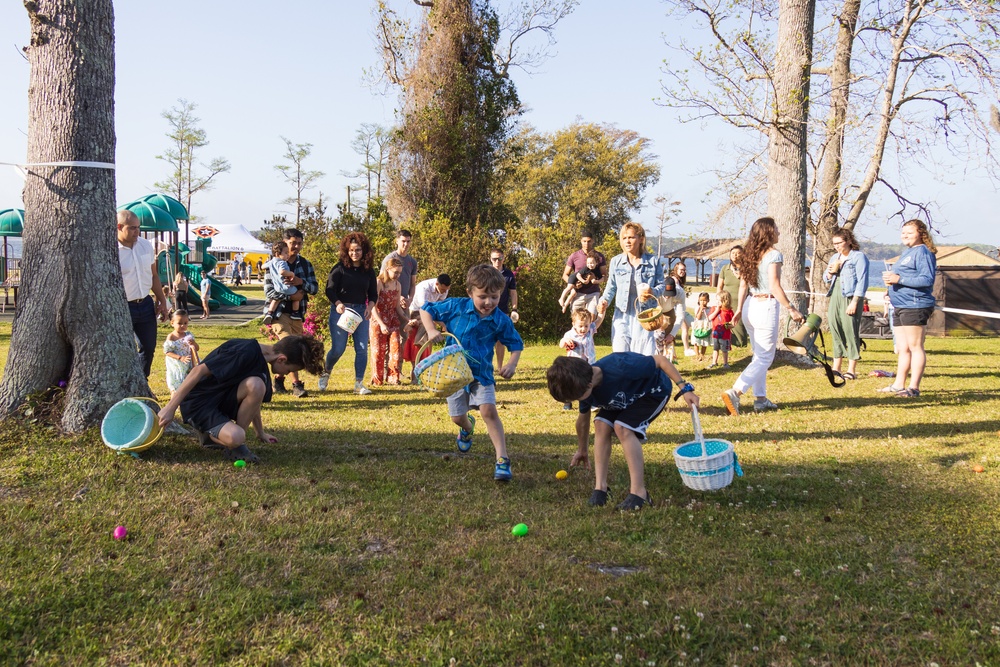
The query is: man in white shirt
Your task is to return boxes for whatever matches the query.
[117,210,169,377]
[404,273,451,379]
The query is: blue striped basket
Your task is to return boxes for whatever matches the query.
[673,407,743,491]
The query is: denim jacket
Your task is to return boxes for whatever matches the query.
[823,249,869,299]
[600,252,665,313]
[888,244,937,309]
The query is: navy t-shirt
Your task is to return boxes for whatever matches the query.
[182,339,273,408]
[580,352,672,414]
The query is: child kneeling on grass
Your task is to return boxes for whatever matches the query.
[546,352,700,510]
[158,336,325,464]
[420,264,524,482]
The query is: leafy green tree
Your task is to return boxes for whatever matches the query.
[503,123,660,250]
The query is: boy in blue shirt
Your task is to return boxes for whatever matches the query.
[420,264,525,481]
[546,352,700,510]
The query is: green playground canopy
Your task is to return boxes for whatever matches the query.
[0,209,25,237]
[118,200,178,232]
[134,193,189,221]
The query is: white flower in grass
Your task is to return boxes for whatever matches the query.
[793,568,802,577]
[675,615,681,621]
[647,662,657,667]
[696,611,704,619]
[611,626,618,635]
[614,653,622,664]
[643,600,649,607]
[752,645,760,652]
[929,662,940,667]
[537,623,544,630]
[625,635,632,642]
[991,625,1000,635]
[745,623,752,629]
[779,635,787,643]
[605,596,612,602]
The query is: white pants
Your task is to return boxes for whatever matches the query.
[733,297,779,397]
[611,309,656,355]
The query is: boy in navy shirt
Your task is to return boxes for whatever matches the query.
[158,336,324,464]
[547,352,700,510]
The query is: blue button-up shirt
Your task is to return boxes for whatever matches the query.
[422,297,524,386]
[823,249,870,299]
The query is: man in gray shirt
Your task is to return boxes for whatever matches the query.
[380,229,418,310]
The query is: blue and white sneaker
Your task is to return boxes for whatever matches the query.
[457,414,475,453]
[494,456,512,482]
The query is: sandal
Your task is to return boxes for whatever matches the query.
[895,388,920,398]
[876,384,905,394]
[617,492,653,511]
[841,372,856,380]
[224,445,261,464]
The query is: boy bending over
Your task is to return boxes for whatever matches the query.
[420,264,524,481]
[546,352,700,510]
[158,336,324,463]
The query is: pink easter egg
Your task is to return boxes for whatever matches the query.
[113,525,127,540]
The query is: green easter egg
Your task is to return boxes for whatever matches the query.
[234,459,246,468]
[511,523,528,537]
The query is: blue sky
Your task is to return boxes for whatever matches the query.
[0,0,996,247]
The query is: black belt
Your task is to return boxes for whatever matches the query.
[128,296,149,304]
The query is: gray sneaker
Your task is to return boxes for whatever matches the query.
[754,397,779,412]
[317,372,330,391]
[291,382,308,398]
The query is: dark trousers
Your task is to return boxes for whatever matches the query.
[129,296,157,377]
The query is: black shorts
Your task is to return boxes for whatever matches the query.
[180,385,241,433]
[892,306,934,327]
[594,393,669,442]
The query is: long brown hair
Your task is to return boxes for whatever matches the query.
[903,219,937,254]
[735,217,779,290]
[338,231,374,269]
[670,262,687,287]
[832,227,860,252]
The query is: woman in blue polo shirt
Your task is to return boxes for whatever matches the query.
[880,219,937,398]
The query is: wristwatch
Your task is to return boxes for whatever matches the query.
[673,382,695,401]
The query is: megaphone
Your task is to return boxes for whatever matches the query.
[783,313,824,359]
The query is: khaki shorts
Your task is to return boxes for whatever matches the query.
[270,312,303,339]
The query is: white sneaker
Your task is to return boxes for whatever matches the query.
[722,389,741,416]
[317,372,329,391]
[754,397,779,412]
[684,348,696,357]
[354,381,372,395]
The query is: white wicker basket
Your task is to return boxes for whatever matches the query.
[673,406,743,491]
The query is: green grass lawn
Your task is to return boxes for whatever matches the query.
[1,322,999,665]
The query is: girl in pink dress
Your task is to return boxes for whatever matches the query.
[369,258,408,385]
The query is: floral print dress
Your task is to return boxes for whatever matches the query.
[369,286,402,385]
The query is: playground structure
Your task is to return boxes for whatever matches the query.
[118,195,247,313]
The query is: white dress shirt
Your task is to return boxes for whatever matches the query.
[411,277,448,312]
[118,236,155,301]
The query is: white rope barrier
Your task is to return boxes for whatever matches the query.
[3,160,116,180]
[785,291,1000,320]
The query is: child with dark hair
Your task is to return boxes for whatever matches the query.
[157,335,324,464]
[263,241,305,325]
[420,264,524,481]
[546,352,700,510]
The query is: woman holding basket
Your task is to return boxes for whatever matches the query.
[598,222,666,355]
[321,232,378,395]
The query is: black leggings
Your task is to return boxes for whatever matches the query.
[174,290,188,312]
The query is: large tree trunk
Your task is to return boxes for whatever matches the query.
[768,0,816,323]
[0,0,148,432]
[810,0,860,317]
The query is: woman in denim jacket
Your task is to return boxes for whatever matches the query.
[597,222,665,355]
[822,227,870,380]
[879,219,937,397]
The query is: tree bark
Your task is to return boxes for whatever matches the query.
[0,0,148,432]
[768,0,816,320]
[810,0,860,317]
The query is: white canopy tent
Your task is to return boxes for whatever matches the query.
[196,224,270,254]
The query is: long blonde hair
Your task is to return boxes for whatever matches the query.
[378,256,403,284]
[903,219,937,254]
